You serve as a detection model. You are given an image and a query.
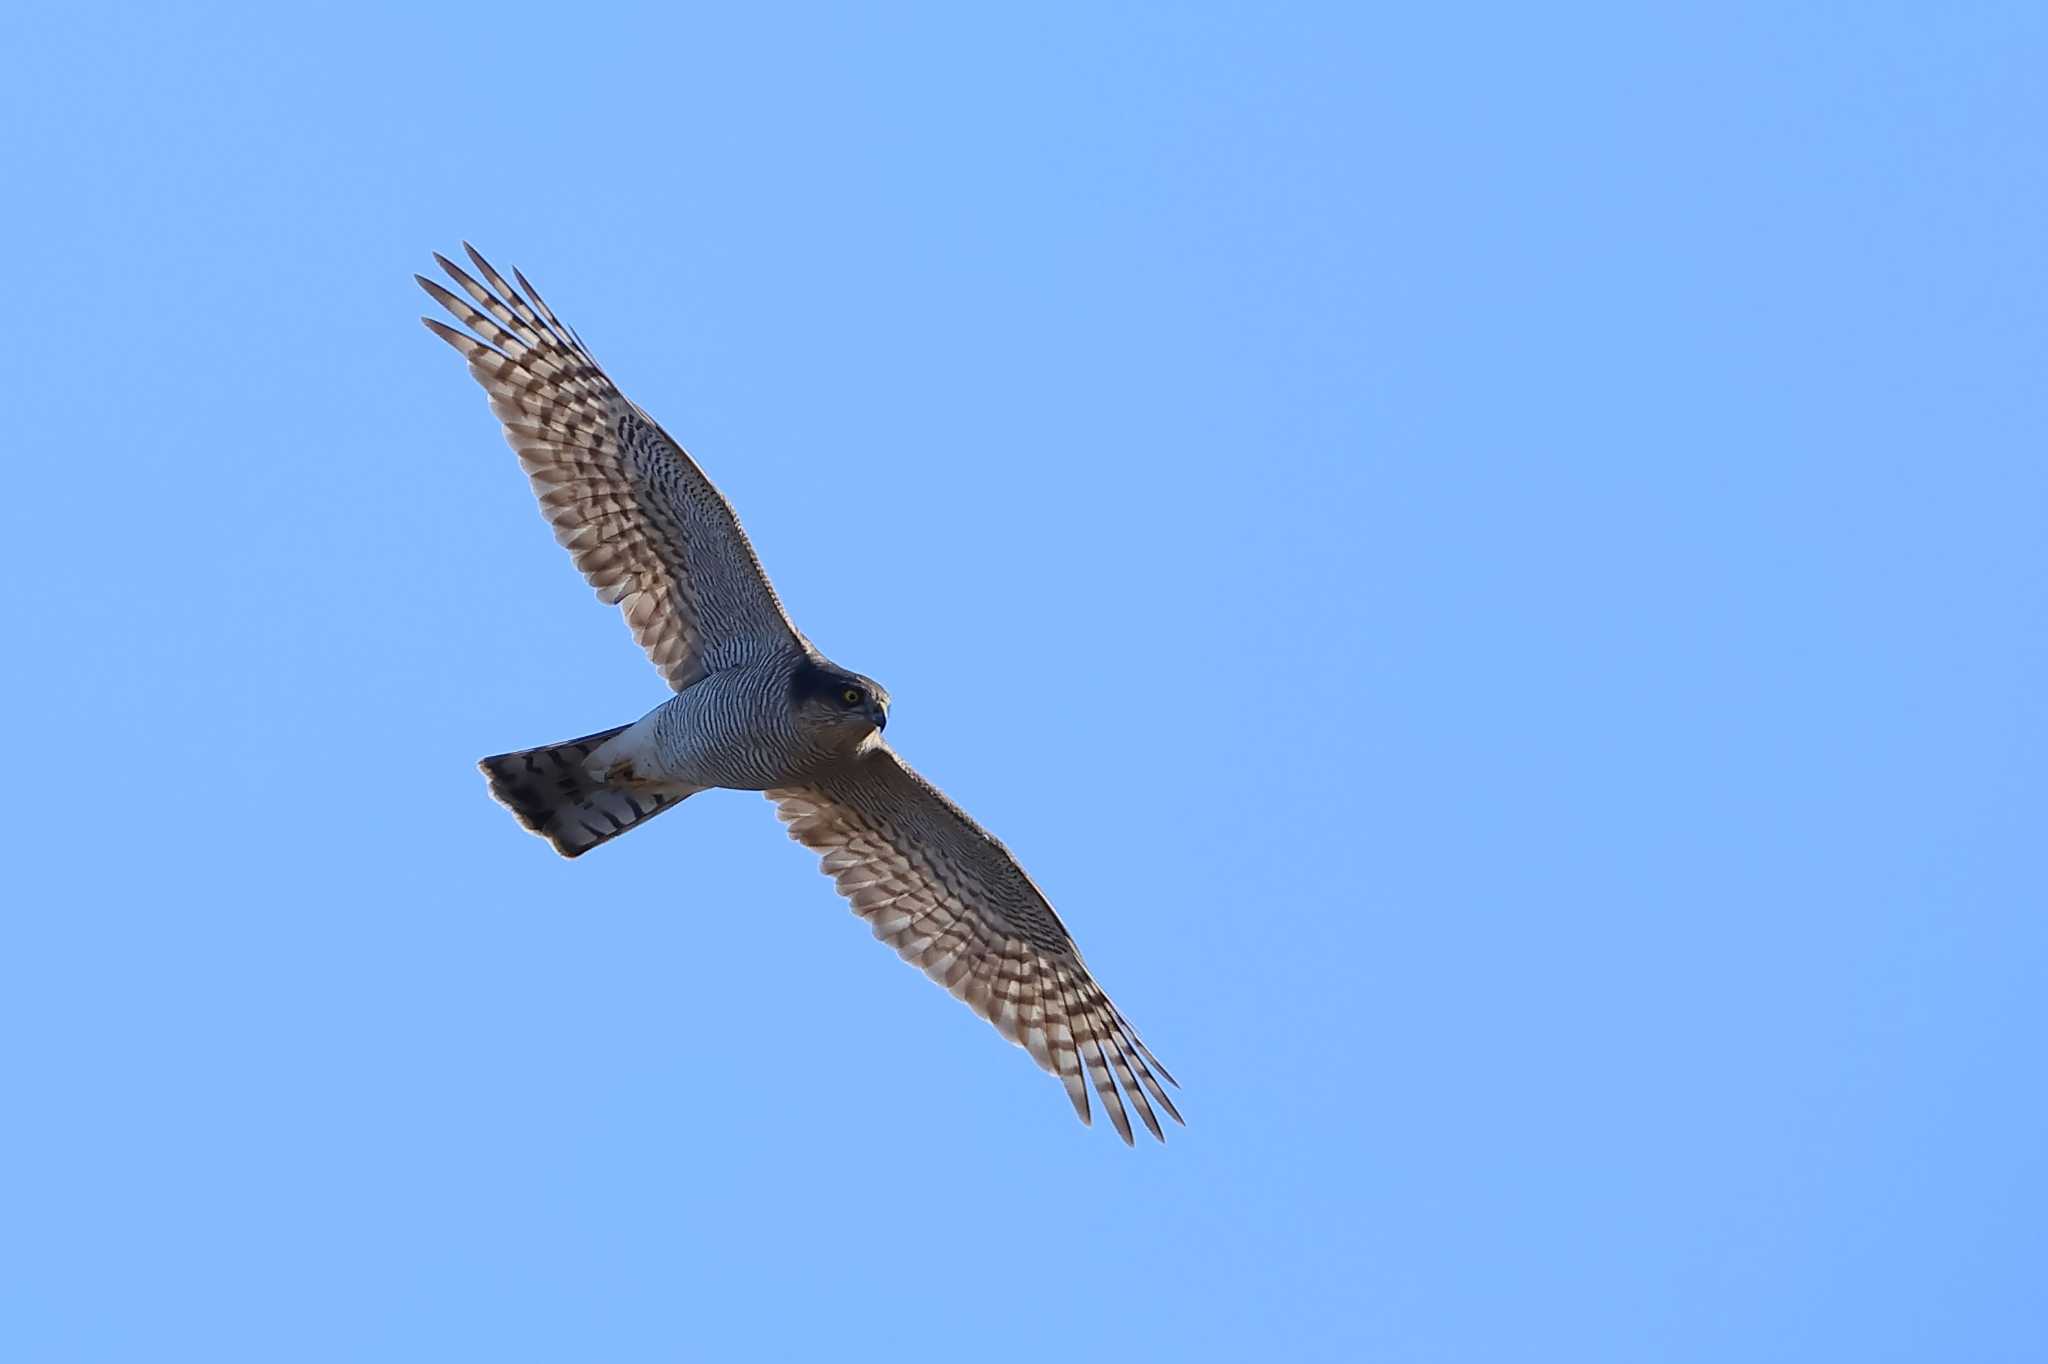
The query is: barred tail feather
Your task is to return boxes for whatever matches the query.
[479,726,698,858]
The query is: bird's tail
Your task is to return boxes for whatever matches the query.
[479,726,699,858]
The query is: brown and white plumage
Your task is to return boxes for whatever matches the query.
[422,246,1181,1143]
[771,750,1180,1143]
[419,246,802,691]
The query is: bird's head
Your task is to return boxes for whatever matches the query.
[789,657,891,752]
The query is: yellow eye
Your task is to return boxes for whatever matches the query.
[841,687,864,705]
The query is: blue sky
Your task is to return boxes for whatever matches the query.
[3,3,2043,1360]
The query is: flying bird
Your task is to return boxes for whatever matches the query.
[418,247,1181,1143]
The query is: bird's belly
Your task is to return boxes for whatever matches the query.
[647,676,803,790]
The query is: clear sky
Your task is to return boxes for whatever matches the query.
[3,4,2043,1361]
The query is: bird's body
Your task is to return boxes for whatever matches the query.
[421,247,1180,1143]
[624,662,799,791]
[602,652,881,793]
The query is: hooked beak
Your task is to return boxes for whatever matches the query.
[869,704,888,732]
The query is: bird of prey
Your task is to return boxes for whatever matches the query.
[418,247,1181,1143]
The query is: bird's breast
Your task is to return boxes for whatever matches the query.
[651,667,807,790]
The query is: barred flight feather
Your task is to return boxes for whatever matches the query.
[418,245,804,692]
[768,746,1181,1145]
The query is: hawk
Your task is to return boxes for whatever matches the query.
[419,247,1181,1143]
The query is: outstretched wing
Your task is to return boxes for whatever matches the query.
[418,246,803,691]
[769,745,1181,1144]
